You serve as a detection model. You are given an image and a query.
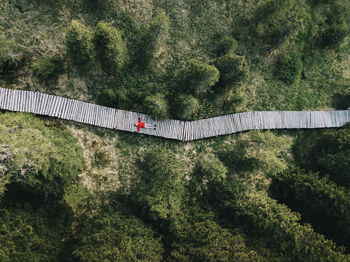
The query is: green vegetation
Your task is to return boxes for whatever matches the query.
[275,53,303,84]
[0,113,82,198]
[94,22,127,73]
[32,56,64,81]
[1,0,350,260]
[179,60,220,96]
[66,20,94,68]
[73,205,164,262]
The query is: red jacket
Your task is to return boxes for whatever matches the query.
[136,117,145,132]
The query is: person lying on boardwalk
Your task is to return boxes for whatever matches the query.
[135,117,157,132]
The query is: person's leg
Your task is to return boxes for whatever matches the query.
[145,124,156,129]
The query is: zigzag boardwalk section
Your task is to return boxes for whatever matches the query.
[0,88,349,141]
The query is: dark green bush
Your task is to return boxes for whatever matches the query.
[207,177,348,262]
[319,16,349,48]
[94,22,127,73]
[254,0,309,45]
[270,171,350,249]
[216,36,238,57]
[180,60,219,96]
[0,207,62,262]
[173,94,200,120]
[132,149,185,222]
[66,20,94,67]
[0,113,83,199]
[332,92,350,110]
[73,206,164,262]
[144,93,168,119]
[0,38,26,76]
[275,53,303,84]
[299,124,350,187]
[32,56,64,81]
[140,9,170,69]
[215,54,248,88]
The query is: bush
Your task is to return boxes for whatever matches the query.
[254,0,310,45]
[140,9,170,69]
[207,177,349,262]
[94,22,127,73]
[216,36,238,57]
[180,60,219,96]
[0,207,61,262]
[296,124,350,187]
[32,56,64,81]
[66,20,94,67]
[270,171,350,249]
[0,38,26,76]
[132,149,185,222]
[144,93,169,119]
[332,92,350,110]
[215,54,248,88]
[319,4,349,48]
[275,53,303,84]
[173,94,200,120]
[74,206,164,262]
[0,113,83,199]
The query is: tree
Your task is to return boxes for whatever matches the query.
[207,177,349,262]
[144,93,169,119]
[73,207,164,262]
[294,124,350,187]
[319,4,349,48]
[179,60,219,96]
[253,0,310,45]
[275,52,303,84]
[94,22,127,73]
[66,20,94,67]
[0,37,26,76]
[140,9,170,69]
[173,94,200,120]
[218,131,293,184]
[0,113,83,199]
[270,171,350,250]
[170,208,265,262]
[0,207,61,262]
[214,54,248,88]
[132,149,185,222]
[32,56,64,81]
[216,36,238,57]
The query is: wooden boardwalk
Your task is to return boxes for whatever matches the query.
[0,88,349,141]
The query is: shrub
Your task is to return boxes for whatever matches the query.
[207,177,348,262]
[275,53,303,84]
[141,9,170,69]
[215,54,248,88]
[94,22,127,73]
[319,16,349,49]
[0,37,26,76]
[0,113,83,199]
[132,149,185,222]
[32,56,64,81]
[180,60,219,96]
[332,92,350,110]
[270,171,350,249]
[74,207,164,262]
[144,93,169,119]
[297,124,350,187]
[66,20,94,67]
[173,94,200,120]
[254,0,310,45]
[0,207,61,262]
[216,36,238,57]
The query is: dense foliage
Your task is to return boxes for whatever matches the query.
[1,0,350,260]
[0,113,82,198]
